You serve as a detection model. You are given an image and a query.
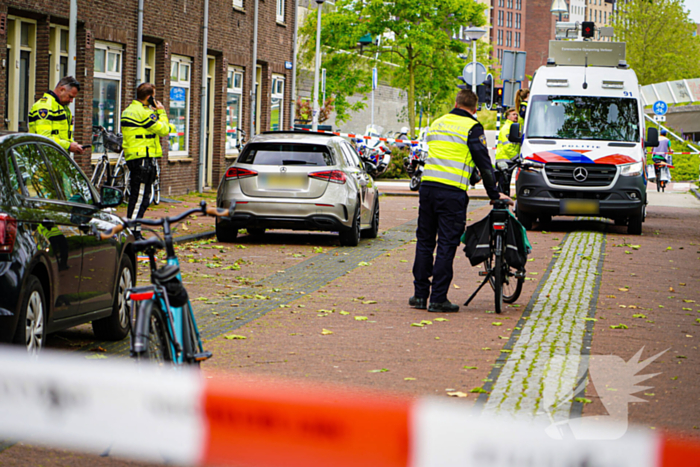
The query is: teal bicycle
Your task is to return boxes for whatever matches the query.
[94,201,234,365]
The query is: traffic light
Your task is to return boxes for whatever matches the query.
[495,87,504,108]
[478,74,494,110]
[457,76,471,91]
[581,21,595,38]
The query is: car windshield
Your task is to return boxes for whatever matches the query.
[526,95,639,142]
[238,143,334,166]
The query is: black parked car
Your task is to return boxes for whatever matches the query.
[0,133,135,353]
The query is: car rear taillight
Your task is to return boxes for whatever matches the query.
[308,170,346,184]
[225,167,258,180]
[0,214,17,254]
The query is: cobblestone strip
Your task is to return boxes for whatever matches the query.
[481,229,606,424]
[90,200,488,355]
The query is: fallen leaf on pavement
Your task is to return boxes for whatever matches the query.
[362,300,377,305]
[355,316,368,321]
[492,322,503,326]
[470,387,488,394]
[463,366,478,370]
[224,334,247,340]
[404,377,416,381]
[321,329,334,335]
[610,324,629,329]
[447,391,468,398]
[368,369,389,373]
[434,318,449,322]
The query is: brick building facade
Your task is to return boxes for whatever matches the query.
[1,0,296,195]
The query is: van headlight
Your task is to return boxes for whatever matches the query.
[619,161,643,177]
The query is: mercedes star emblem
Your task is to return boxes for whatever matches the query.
[280,166,287,173]
[573,167,588,182]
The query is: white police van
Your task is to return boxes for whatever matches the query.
[513,35,658,235]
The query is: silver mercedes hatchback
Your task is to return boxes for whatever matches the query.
[215,132,379,246]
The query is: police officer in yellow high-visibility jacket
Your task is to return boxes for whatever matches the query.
[121,83,170,238]
[28,76,85,155]
[409,90,512,313]
[495,108,520,195]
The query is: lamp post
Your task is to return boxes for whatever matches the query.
[312,0,325,131]
[550,0,568,22]
[463,27,486,93]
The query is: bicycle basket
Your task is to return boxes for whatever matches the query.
[153,265,189,307]
[103,132,123,152]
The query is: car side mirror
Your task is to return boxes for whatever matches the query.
[646,127,659,148]
[100,186,123,208]
[508,123,521,143]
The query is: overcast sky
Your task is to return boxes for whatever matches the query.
[685,0,700,23]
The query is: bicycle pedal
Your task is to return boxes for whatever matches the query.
[478,271,489,276]
[193,351,213,362]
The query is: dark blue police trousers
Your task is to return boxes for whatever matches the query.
[412,183,468,304]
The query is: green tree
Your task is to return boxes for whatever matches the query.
[300,0,487,136]
[613,0,700,85]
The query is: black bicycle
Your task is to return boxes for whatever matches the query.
[91,126,129,193]
[465,157,538,314]
[94,201,235,366]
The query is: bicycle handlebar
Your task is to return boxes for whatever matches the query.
[93,201,236,241]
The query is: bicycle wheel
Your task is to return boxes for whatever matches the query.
[503,267,524,303]
[134,302,172,365]
[123,165,131,198]
[91,160,107,187]
[494,250,504,314]
[110,160,126,191]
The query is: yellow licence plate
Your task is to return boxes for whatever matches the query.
[560,199,600,215]
[261,174,306,189]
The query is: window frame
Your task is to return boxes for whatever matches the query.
[141,42,156,85]
[226,67,244,156]
[38,142,96,205]
[270,74,285,132]
[48,25,69,90]
[233,0,243,9]
[169,54,192,158]
[9,142,62,201]
[92,41,124,161]
[276,0,285,23]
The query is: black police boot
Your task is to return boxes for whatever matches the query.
[408,296,427,310]
[428,300,460,313]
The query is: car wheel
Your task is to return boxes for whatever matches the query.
[216,219,238,242]
[628,212,643,235]
[361,199,379,239]
[339,205,361,247]
[247,227,266,237]
[516,204,534,230]
[93,255,134,341]
[14,275,46,355]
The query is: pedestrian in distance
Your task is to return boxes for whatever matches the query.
[28,76,85,155]
[495,108,521,194]
[515,88,529,129]
[410,90,512,313]
[652,128,672,192]
[121,83,170,239]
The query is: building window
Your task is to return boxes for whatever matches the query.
[233,0,243,8]
[142,43,156,84]
[507,12,512,27]
[506,31,512,47]
[507,0,512,9]
[497,30,503,46]
[48,26,69,89]
[516,0,521,10]
[516,13,521,29]
[6,17,37,132]
[515,32,521,48]
[497,49,502,61]
[169,55,191,156]
[226,67,244,155]
[270,75,285,132]
[93,41,122,156]
[499,0,504,7]
[276,0,285,22]
[498,11,503,26]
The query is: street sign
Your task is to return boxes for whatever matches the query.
[285,61,293,70]
[653,100,668,116]
[653,115,667,122]
[501,51,527,82]
[503,80,522,108]
[462,62,487,86]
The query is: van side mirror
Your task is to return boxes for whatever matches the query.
[508,123,521,143]
[645,127,659,148]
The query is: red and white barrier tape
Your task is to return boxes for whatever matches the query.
[295,127,422,145]
[647,152,698,155]
[0,348,698,466]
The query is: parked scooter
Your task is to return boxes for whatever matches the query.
[357,125,391,177]
[403,128,428,191]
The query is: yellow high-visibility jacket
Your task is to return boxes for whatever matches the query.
[28,92,74,151]
[496,120,520,160]
[121,100,170,160]
[423,113,478,191]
